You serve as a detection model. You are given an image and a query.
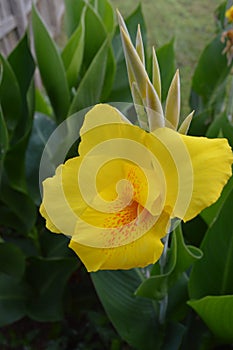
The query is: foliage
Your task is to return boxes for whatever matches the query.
[0,0,233,349]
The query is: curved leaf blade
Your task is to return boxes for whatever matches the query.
[188,295,233,343]
[69,38,109,114]
[61,11,85,89]
[0,275,27,327]
[32,5,70,123]
[190,34,232,109]
[91,270,160,350]
[189,188,233,299]
[136,225,202,300]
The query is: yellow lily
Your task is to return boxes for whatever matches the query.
[40,13,233,272]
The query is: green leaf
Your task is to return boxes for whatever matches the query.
[0,177,37,233]
[188,295,233,343]
[189,189,233,299]
[222,114,233,148]
[201,174,233,226]
[0,242,25,278]
[61,11,85,89]
[100,44,116,100]
[0,107,8,181]
[0,274,27,327]
[69,38,109,114]
[64,0,86,37]
[35,88,53,116]
[190,34,232,109]
[32,5,70,123]
[26,256,77,321]
[157,39,176,102]
[161,322,186,350]
[8,33,35,102]
[188,108,212,136]
[26,113,56,205]
[136,225,202,300]
[0,55,22,132]
[39,230,74,258]
[83,3,107,69]
[91,270,160,350]
[95,0,115,34]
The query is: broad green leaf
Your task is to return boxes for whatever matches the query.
[161,322,186,350]
[8,33,35,101]
[156,39,176,102]
[0,172,36,233]
[188,295,233,343]
[182,215,208,247]
[32,5,70,123]
[8,35,35,130]
[83,3,107,69]
[222,114,233,148]
[205,112,228,138]
[35,88,53,116]
[61,11,85,89]
[64,0,86,37]
[91,270,160,350]
[0,274,27,327]
[188,108,212,136]
[26,256,78,321]
[190,34,232,109]
[26,113,56,205]
[39,230,74,258]
[0,107,8,182]
[0,55,22,132]
[69,38,109,114]
[0,242,25,278]
[189,189,233,299]
[201,174,233,226]
[136,225,202,300]
[100,44,116,100]
[95,0,115,34]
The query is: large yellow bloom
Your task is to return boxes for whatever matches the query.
[226,6,233,22]
[40,104,233,272]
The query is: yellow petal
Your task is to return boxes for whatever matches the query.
[147,127,193,219]
[80,103,130,136]
[180,134,233,221]
[69,211,169,272]
[149,127,233,221]
[61,155,163,248]
[40,165,78,235]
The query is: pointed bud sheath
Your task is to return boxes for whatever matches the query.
[117,9,131,37]
[120,26,147,91]
[178,111,194,134]
[152,47,161,100]
[165,69,180,130]
[146,80,165,131]
[120,27,164,130]
[131,82,149,130]
[136,24,145,66]
[117,10,135,86]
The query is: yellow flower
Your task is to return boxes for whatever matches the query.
[40,104,233,272]
[226,6,233,22]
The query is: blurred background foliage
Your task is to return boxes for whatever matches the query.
[0,0,233,349]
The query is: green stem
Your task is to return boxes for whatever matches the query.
[226,74,233,119]
[158,232,170,324]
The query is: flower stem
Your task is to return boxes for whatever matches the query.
[158,232,170,324]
